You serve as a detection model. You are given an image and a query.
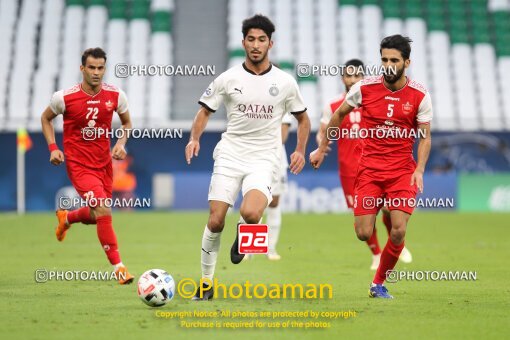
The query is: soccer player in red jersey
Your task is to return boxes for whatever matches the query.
[40,48,134,284]
[310,35,432,298]
[317,59,413,270]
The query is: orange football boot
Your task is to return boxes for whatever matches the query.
[55,210,71,241]
[115,266,135,285]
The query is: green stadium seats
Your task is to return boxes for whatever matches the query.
[152,10,171,32]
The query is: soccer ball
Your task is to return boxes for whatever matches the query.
[137,269,175,307]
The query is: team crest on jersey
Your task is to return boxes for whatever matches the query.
[105,100,114,111]
[203,87,213,97]
[402,102,414,114]
[269,84,279,96]
[88,120,96,127]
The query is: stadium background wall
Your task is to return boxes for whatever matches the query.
[1,132,509,212]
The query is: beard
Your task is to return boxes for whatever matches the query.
[248,50,268,65]
[383,65,405,84]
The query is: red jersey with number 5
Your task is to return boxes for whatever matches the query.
[49,83,129,168]
[345,76,432,172]
[321,93,363,178]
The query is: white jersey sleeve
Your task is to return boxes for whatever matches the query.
[285,79,307,114]
[49,90,65,115]
[417,92,433,124]
[345,81,362,108]
[282,112,293,125]
[320,102,333,125]
[198,74,226,112]
[117,89,129,114]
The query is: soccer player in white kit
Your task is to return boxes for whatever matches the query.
[185,15,311,300]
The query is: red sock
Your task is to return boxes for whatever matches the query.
[67,207,96,225]
[373,238,404,284]
[366,227,381,255]
[96,216,121,265]
[382,212,392,235]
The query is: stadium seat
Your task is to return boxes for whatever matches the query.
[488,0,510,11]
[360,5,383,67]
[85,1,107,49]
[404,18,429,85]
[127,0,151,123]
[451,44,478,131]
[59,5,85,89]
[498,57,510,129]
[148,1,173,124]
[0,0,19,122]
[474,44,503,130]
[273,0,293,64]
[338,5,361,63]
[383,18,404,37]
[428,32,456,130]
[317,0,341,107]
[7,0,42,126]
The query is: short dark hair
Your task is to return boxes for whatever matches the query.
[343,58,365,75]
[380,35,413,60]
[81,47,107,66]
[242,14,275,39]
[344,59,364,68]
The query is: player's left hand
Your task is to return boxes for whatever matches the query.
[289,151,305,175]
[112,143,127,160]
[410,169,424,193]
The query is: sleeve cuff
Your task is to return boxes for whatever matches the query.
[290,108,307,115]
[198,101,216,113]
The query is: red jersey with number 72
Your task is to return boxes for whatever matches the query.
[344,75,432,173]
[321,93,363,178]
[49,83,129,168]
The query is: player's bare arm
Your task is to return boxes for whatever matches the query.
[411,123,431,193]
[288,111,310,175]
[41,106,64,165]
[309,101,354,169]
[186,106,212,164]
[112,110,132,160]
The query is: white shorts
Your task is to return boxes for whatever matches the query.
[208,164,275,206]
[271,145,289,196]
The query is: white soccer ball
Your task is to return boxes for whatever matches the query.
[137,269,175,307]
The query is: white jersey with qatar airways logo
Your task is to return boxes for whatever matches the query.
[199,63,306,168]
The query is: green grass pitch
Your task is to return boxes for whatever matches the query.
[0,211,508,339]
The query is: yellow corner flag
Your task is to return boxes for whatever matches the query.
[17,128,33,153]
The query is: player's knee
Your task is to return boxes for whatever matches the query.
[268,196,280,208]
[355,225,372,241]
[93,205,111,217]
[240,209,263,224]
[207,215,225,233]
[390,224,406,243]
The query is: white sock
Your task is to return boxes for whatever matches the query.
[266,205,282,253]
[113,262,124,270]
[201,225,222,281]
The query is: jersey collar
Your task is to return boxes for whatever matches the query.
[382,76,409,93]
[242,62,272,76]
[80,83,103,97]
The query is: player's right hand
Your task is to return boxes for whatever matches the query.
[309,148,325,170]
[50,150,64,165]
[185,140,200,165]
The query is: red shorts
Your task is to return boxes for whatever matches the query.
[340,174,356,208]
[66,160,113,200]
[353,167,418,216]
